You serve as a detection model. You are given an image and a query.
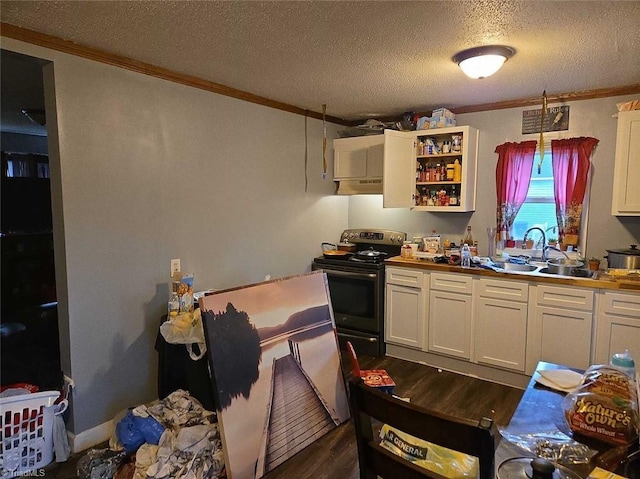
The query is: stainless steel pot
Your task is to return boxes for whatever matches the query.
[355,248,387,260]
[605,244,640,269]
[546,258,584,275]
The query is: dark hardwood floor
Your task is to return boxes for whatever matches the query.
[264,353,524,479]
[44,353,524,479]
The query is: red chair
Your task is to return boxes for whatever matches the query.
[346,341,395,394]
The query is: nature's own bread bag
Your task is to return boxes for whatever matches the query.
[563,365,639,445]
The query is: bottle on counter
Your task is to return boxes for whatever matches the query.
[168,292,180,317]
[610,350,636,378]
[463,225,474,246]
[461,243,472,268]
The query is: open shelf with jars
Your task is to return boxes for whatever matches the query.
[383,125,479,212]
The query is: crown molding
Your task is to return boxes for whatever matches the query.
[3,23,639,126]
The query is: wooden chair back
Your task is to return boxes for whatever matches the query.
[348,378,497,479]
[346,340,362,377]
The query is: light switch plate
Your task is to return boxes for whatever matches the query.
[171,258,181,276]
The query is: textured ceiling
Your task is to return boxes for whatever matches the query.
[1,0,640,131]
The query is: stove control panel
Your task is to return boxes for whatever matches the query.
[340,229,407,245]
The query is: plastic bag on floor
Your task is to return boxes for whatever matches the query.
[116,411,145,454]
[116,410,165,454]
[77,448,128,479]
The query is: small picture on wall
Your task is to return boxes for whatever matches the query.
[200,270,350,479]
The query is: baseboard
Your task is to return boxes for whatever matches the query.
[68,420,113,453]
[385,344,530,389]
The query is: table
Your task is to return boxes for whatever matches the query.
[496,361,638,478]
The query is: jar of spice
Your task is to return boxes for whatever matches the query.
[446,163,455,181]
[401,242,412,258]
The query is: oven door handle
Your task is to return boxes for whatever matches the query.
[337,332,378,343]
[322,270,378,280]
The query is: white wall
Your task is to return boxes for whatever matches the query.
[2,38,348,437]
[349,95,640,258]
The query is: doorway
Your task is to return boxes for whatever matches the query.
[1,49,62,392]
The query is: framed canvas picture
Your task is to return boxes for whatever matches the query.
[200,271,350,478]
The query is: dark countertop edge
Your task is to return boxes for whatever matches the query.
[385,257,640,292]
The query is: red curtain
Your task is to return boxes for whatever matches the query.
[495,141,538,239]
[551,137,599,247]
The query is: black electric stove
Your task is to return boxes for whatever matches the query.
[312,229,406,356]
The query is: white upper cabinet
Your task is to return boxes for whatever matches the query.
[382,130,417,207]
[382,126,479,212]
[612,110,640,216]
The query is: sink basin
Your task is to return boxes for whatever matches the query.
[537,267,596,278]
[493,262,539,272]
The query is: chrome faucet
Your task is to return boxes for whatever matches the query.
[523,227,546,253]
[543,245,570,261]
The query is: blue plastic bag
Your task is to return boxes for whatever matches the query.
[132,413,165,445]
[115,411,145,454]
[116,410,165,453]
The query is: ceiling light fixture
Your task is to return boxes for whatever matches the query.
[453,45,515,79]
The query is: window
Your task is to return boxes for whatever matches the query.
[511,151,558,244]
[512,149,590,249]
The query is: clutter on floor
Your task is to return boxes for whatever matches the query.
[77,389,225,479]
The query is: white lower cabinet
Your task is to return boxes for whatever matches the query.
[528,285,594,370]
[428,273,473,359]
[385,267,427,349]
[474,278,529,372]
[384,264,640,386]
[594,291,640,364]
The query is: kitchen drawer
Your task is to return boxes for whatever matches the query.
[430,272,473,294]
[535,285,594,311]
[478,278,528,302]
[601,291,640,318]
[386,267,424,288]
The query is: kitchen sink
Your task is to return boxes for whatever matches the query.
[492,262,540,272]
[537,267,596,279]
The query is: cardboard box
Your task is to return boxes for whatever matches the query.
[431,107,456,119]
[429,116,457,129]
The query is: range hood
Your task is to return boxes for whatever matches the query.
[335,178,383,195]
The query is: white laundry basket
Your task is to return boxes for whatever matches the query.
[0,390,62,475]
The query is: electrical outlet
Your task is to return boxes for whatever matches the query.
[171,259,181,276]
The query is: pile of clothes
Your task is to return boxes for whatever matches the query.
[78,390,226,479]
